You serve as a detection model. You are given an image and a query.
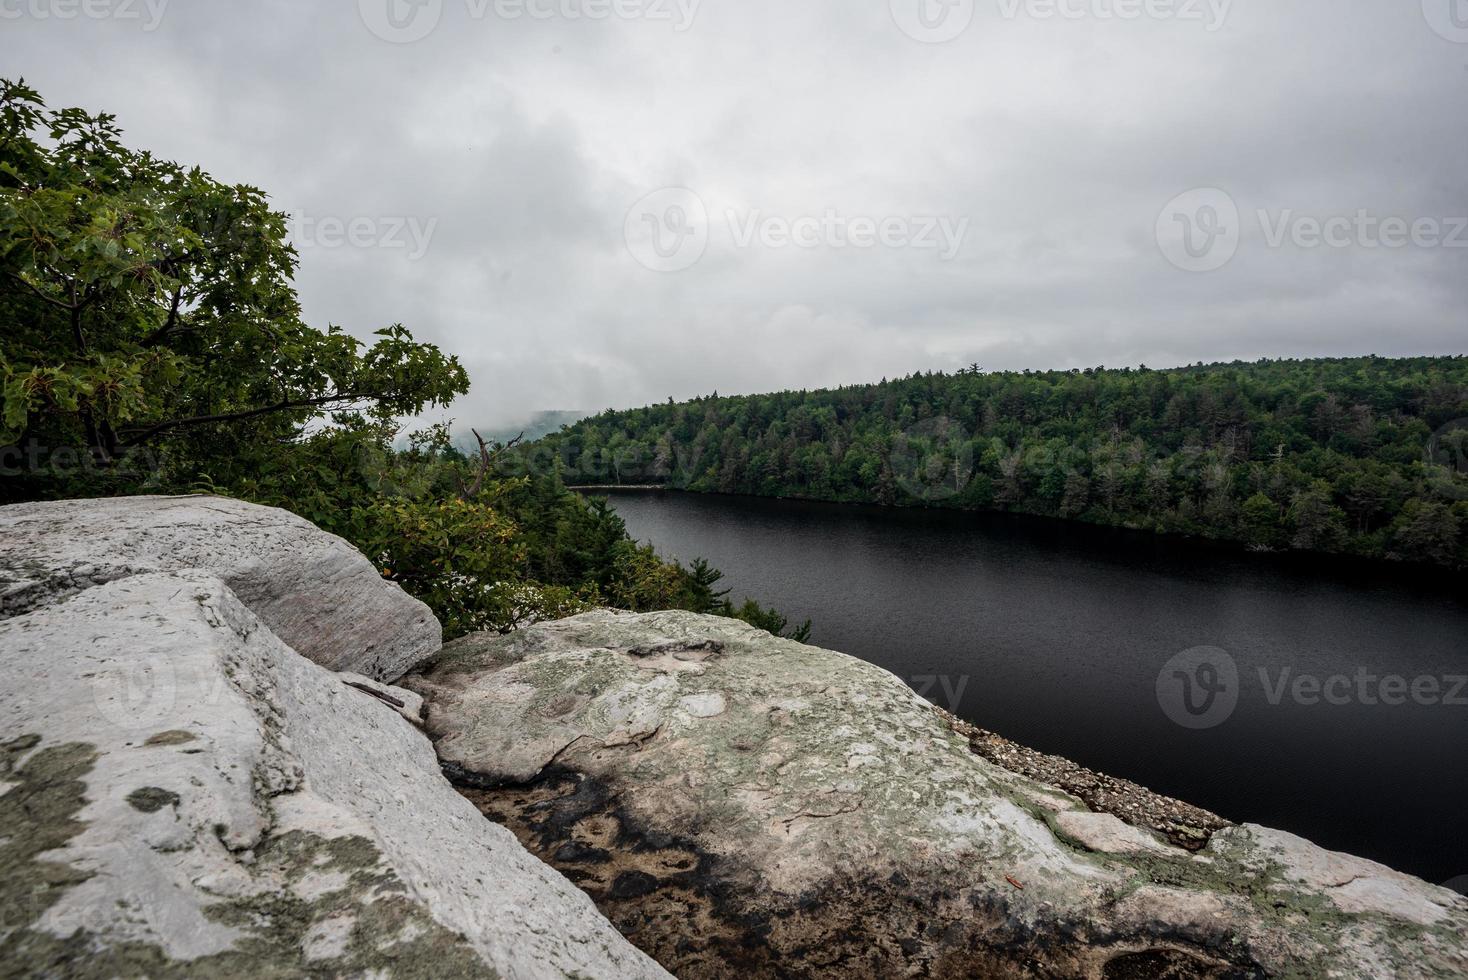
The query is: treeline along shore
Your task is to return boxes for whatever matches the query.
[521,358,1468,569]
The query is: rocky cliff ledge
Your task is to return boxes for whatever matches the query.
[0,495,438,681]
[0,496,668,979]
[2,496,1465,979]
[404,612,1468,979]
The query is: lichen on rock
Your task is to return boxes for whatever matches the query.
[0,735,490,979]
[0,568,669,980]
[405,609,1468,979]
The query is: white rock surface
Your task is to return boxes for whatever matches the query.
[407,609,1468,979]
[336,671,427,728]
[0,573,670,979]
[0,495,439,680]
[1053,810,1173,856]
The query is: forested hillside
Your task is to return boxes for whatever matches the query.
[531,359,1468,568]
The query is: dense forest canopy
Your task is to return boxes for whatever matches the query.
[529,358,1468,568]
[0,80,806,641]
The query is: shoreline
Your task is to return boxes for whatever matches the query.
[935,706,1232,851]
[571,484,1467,588]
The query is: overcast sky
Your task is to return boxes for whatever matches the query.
[4,0,1467,428]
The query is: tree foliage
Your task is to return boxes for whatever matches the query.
[0,80,807,642]
[0,78,466,477]
[535,359,1468,569]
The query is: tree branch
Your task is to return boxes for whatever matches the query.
[141,286,184,348]
[7,271,77,312]
[68,282,89,356]
[459,429,523,501]
[118,391,371,447]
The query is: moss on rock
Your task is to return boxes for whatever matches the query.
[0,735,496,979]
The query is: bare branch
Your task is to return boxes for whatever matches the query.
[459,429,524,501]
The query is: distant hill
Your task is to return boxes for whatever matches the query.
[529,358,1468,568]
[456,411,586,452]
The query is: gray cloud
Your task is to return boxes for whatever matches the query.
[3,0,1465,428]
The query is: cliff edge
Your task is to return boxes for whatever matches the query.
[406,610,1468,979]
[3,495,1465,979]
[0,496,669,980]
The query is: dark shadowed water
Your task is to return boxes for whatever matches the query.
[601,489,1468,891]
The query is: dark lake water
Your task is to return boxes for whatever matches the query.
[601,489,1468,892]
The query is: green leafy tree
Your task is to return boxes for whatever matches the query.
[1289,482,1348,552]
[0,81,811,643]
[686,557,732,615]
[0,78,466,490]
[728,599,813,644]
[1240,493,1285,550]
[1060,470,1091,519]
[1389,500,1462,566]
